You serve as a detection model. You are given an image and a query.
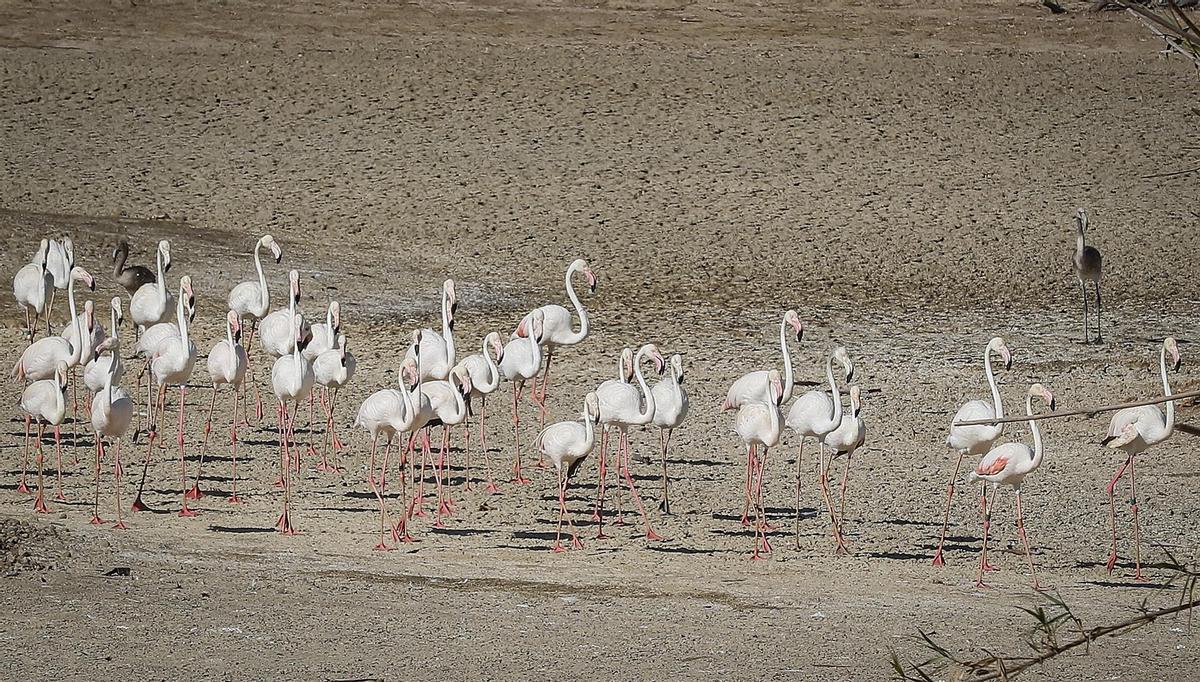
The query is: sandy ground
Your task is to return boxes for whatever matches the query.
[1,0,1199,679]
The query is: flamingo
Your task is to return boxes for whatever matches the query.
[190,310,249,503]
[133,290,195,429]
[356,353,422,549]
[13,239,53,342]
[129,240,174,337]
[303,300,341,360]
[650,353,689,514]
[589,347,633,527]
[259,269,304,358]
[595,343,667,541]
[722,309,804,410]
[404,279,457,381]
[931,336,1013,567]
[1073,208,1104,344]
[968,383,1054,588]
[89,337,134,529]
[416,366,472,527]
[44,237,74,328]
[1101,337,1181,581]
[735,369,784,560]
[130,276,197,516]
[111,239,156,297]
[517,258,597,430]
[498,309,545,485]
[271,314,315,535]
[534,392,601,552]
[313,333,356,473]
[820,385,866,555]
[452,331,504,492]
[785,346,854,547]
[19,363,69,514]
[84,298,125,394]
[228,234,283,420]
[14,266,96,381]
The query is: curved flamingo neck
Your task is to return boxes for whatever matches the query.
[112,244,128,278]
[1026,393,1043,470]
[66,274,82,365]
[1160,346,1175,437]
[253,241,269,309]
[778,317,795,402]
[527,323,542,371]
[479,337,501,392]
[226,317,234,349]
[984,344,1003,419]
[562,263,588,344]
[155,248,166,299]
[583,405,596,447]
[819,354,843,433]
[441,289,455,367]
[633,348,655,422]
[176,283,191,350]
[397,369,416,429]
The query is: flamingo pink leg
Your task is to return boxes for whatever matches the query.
[591,428,609,539]
[1014,488,1040,588]
[478,396,499,494]
[511,383,530,484]
[619,431,664,541]
[367,434,393,550]
[188,385,218,501]
[113,438,128,529]
[228,385,243,504]
[19,415,32,494]
[931,450,965,567]
[177,386,198,517]
[277,401,299,535]
[1128,455,1146,582]
[90,436,106,524]
[975,487,1000,588]
[52,425,67,502]
[33,423,49,513]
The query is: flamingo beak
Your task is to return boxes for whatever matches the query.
[655,353,666,375]
[86,274,96,291]
[586,270,597,294]
[271,242,283,263]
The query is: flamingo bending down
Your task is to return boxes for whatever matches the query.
[19,364,69,513]
[112,239,156,297]
[355,352,421,549]
[517,258,596,430]
[191,310,249,503]
[723,309,804,410]
[932,336,1013,567]
[969,383,1054,588]
[535,392,601,552]
[820,385,866,555]
[131,277,196,516]
[1073,208,1104,344]
[89,338,135,529]
[785,346,854,548]
[498,310,545,485]
[595,343,667,541]
[650,353,689,514]
[13,239,53,342]
[452,332,504,492]
[129,240,174,337]
[271,315,315,535]
[313,334,356,473]
[84,298,125,394]
[735,370,784,560]
[404,279,457,381]
[1101,337,1181,581]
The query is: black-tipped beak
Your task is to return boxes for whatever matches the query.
[846,370,857,383]
[1004,358,1013,371]
[164,261,172,273]
[589,283,597,294]
[796,329,804,343]
[88,279,96,292]
[448,318,456,331]
[1049,398,1057,411]
[274,254,283,264]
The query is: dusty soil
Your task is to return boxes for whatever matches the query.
[1,0,1199,679]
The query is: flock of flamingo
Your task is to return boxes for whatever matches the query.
[6,209,1187,587]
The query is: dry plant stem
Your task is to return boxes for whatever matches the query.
[953,388,1200,427]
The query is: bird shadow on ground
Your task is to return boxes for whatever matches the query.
[875,517,940,528]
[866,551,930,561]
[492,543,557,553]
[208,525,275,534]
[668,458,726,467]
[512,530,566,541]
[1084,578,1171,590]
[647,545,720,556]
[431,527,499,537]
[314,506,374,514]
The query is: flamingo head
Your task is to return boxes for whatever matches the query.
[329,300,342,335]
[111,297,124,328]
[784,309,803,343]
[768,369,784,406]
[71,266,96,292]
[288,270,301,305]
[400,358,419,388]
[411,328,423,354]
[573,259,597,294]
[619,347,635,382]
[262,234,283,263]
[486,332,505,364]
[338,334,349,366]
[158,240,172,273]
[95,336,118,356]
[643,343,666,375]
[1165,337,1181,371]
[584,392,600,423]
[514,315,529,338]
[227,310,242,342]
[989,336,1012,370]
[56,363,70,393]
[62,237,75,265]
[293,314,311,351]
[82,300,96,332]
[111,239,127,264]
[849,385,863,417]
[444,279,458,318]
[453,366,473,397]
[670,354,685,384]
[530,309,545,343]
[1075,207,1088,232]
[1028,383,1055,411]
[35,239,49,269]
[833,346,855,382]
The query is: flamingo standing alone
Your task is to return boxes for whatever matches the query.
[785,346,854,548]
[734,370,784,560]
[452,332,504,492]
[1073,208,1104,344]
[969,383,1054,588]
[404,279,457,381]
[535,392,601,552]
[1101,337,1182,580]
[498,310,544,485]
[313,334,356,473]
[932,336,1013,567]
[13,239,53,342]
[190,310,249,503]
[650,353,689,514]
[19,364,69,513]
[271,315,315,535]
[111,239,156,297]
[820,385,866,554]
[89,338,134,528]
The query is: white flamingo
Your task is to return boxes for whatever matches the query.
[498,309,544,485]
[228,234,283,420]
[259,269,304,358]
[735,369,784,560]
[19,363,69,514]
[303,300,341,360]
[313,333,356,473]
[13,239,53,341]
[594,343,666,541]
[417,366,472,527]
[129,240,174,335]
[84,298,125,394]
[1101,337,1181,581]
[820,385,866,555]
[650,353,689,514]
[44,237,74,327]
[271,314,315,535]
[969,383,1054,588]
[89,338,134,529]
[785,346,854,547]
[452,331,504,492]
[300,301,345,465]
[356,346,421,549]
[931,335,1012,567]
[723,309,804,410]
[190,310,249,504]
[517,258,596,429]
[130,276,197,517]
[404,279,457,381]
[534,392,601,553]
[14,266,96,382]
